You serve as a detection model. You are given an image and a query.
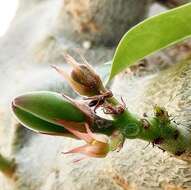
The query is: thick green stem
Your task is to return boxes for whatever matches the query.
[105,97,191,156]
[0,153,16,177]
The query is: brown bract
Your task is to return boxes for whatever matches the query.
[52,53,104,96]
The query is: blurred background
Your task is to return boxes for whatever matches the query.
[0,1,191,190]
[0,0,18,37]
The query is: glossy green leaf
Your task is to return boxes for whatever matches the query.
[109,3,191,80]
[12,91,86,134]
[13,105,68,135]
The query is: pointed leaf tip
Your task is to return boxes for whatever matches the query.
[109,3,191,80]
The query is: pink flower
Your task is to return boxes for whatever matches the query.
[59,121,109,158]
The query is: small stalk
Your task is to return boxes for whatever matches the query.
[0,153,16,178]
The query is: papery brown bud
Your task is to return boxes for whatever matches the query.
[52,54,105,96]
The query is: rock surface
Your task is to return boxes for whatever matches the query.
[57,0,151,46]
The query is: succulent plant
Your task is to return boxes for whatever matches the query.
[12,54,191,160]
[11,2,191,162]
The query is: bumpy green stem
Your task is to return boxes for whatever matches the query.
[0,154,16,177]
[106,97,191,156]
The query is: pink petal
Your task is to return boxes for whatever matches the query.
[56,120,93,143]
[85,123,108,143]
[64,125,93,143]
[63,144,107,158]
[83,144,108,158]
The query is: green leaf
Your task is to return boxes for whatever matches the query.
[12,91,86,134]
[109,3,191,80]
[13,106,68,135]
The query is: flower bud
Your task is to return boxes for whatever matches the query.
[12,91,92,136]
[52,54,105,96]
